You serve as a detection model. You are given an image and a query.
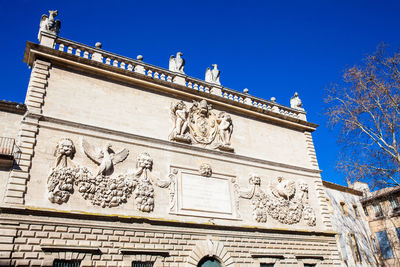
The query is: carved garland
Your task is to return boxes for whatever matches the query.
[239,175,316,226]
[47,138,163,212]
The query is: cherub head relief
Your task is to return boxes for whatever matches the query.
[137,152,153,171]
[54,138,75,168]
[199,163,212,177]
[55,138,75,157]
[249,173,261,186]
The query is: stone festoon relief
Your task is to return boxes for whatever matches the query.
[239,175,316,226]
[47,138,81,204]
[46,138,159,212]
[130,152,155,212]
[170,99,234,151]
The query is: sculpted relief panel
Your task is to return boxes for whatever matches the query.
[170,99,233,151]
[47,138,158,212]
[238,175,316,226]
[45,138,316,227]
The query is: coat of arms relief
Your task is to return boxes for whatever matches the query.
[169,99,234,151]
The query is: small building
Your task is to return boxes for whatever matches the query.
[361,186,400,266]
[0,11,341,267]
[323,181,378,266]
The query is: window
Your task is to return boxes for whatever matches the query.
[396,228,400,242]
[390,197,400,212]
[363,206,369,216]
[53,260,80,267]
[353,205,360,218]
[260,264,275,267]
[373,203,383,218]
[132,262,153,267]
[349,233,362,263]
[340,202,348,215]
[198,257,221,267]
[303,264,316,267]
[376,230,394,259]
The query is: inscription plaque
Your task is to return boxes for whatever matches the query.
[178,172,234,218]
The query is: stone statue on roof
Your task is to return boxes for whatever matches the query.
[169,52,185,74]
[290,92,304,111]
[205,64,221,85]
[38,10,61,40]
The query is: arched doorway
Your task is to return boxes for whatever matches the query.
[198,257,222,267]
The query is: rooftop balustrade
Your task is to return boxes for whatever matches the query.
[38,34,307,121]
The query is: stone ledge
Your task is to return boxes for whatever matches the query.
[119,249,169,257]
[41,245,101,254]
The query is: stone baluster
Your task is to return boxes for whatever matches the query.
[105,58,111,65]
[160,73,166,81]
[167,75,173,82]
[75,48,81,57]
[204,87,210,94]
[154,71,160,79]
[83,51,89,59]
[127,64,134,71]
[120,62,126,70]
[113,59,118,67]
[193,83,199,90]
[147,69,153,77]
[67,46,73,54]
[58,44,64,52]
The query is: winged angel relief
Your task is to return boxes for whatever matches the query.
[47,138,161,212]
[169,99,233,151]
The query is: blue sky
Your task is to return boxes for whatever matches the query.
[1,0,400,186]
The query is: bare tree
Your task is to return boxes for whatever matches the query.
[326,44,400,189]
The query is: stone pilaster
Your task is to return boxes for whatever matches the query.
[3,59,50,205]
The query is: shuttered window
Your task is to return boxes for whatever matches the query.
[376,231,394,259]
[53,260,80,267]
[131,262,154,267]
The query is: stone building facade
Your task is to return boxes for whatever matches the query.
[323,181,377,266]
[361,186,400,266]
[0,11,341,267]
